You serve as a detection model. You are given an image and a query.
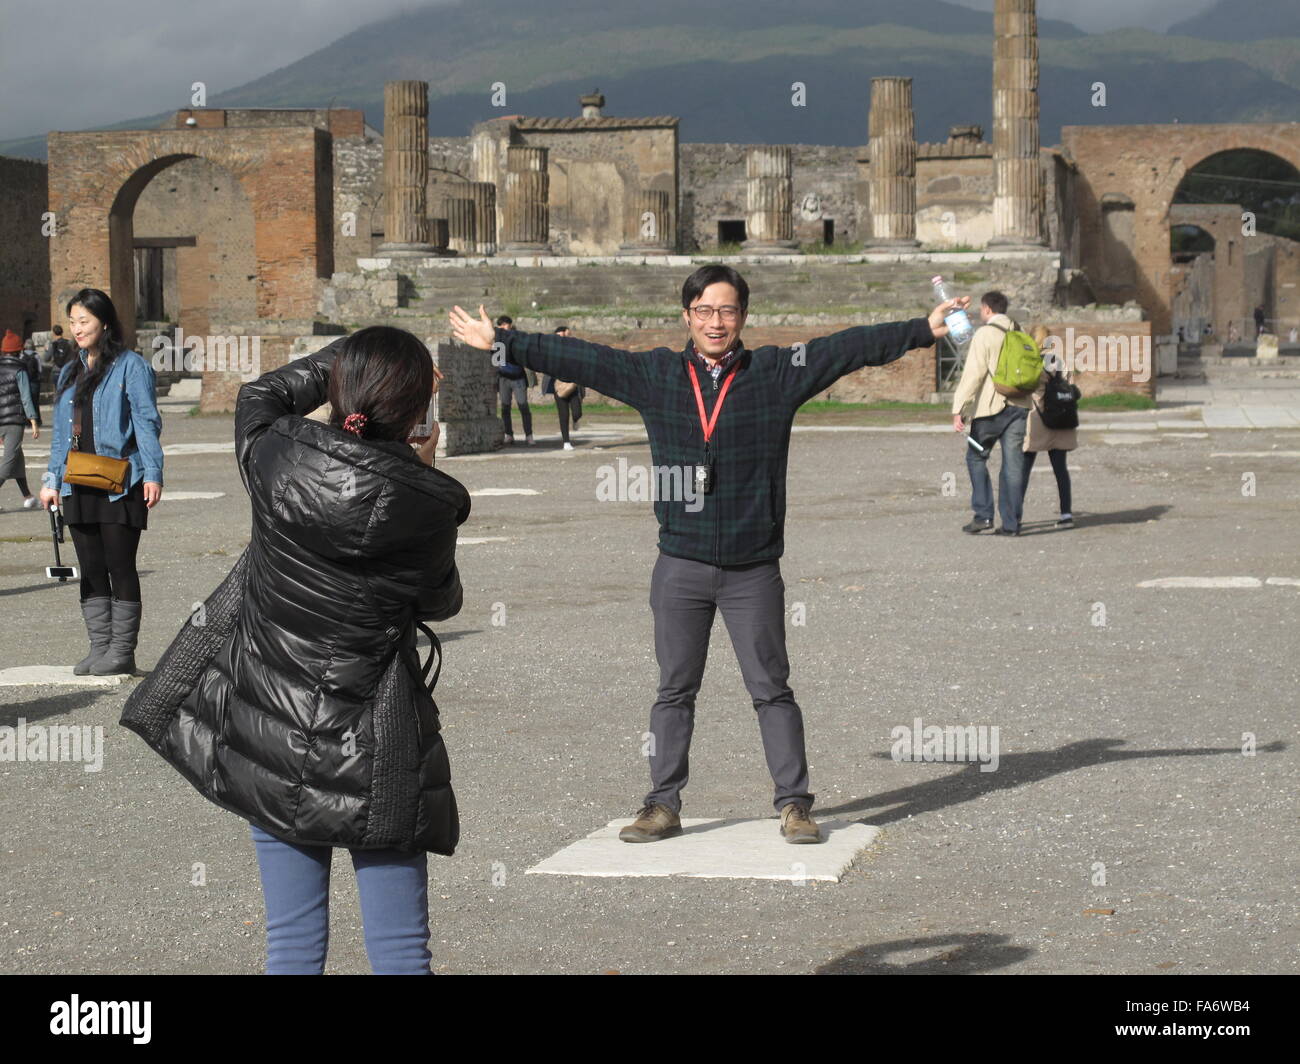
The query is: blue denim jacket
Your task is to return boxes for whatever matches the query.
[43,349,165,501]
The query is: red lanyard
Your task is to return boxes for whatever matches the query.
[687,362,738,444]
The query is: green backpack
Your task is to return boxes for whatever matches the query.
[989,322,1044,398]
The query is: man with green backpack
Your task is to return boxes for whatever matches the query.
[950,291,1042,536]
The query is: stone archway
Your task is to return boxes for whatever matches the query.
[1062,123,1300,337]
[47,126,332,350]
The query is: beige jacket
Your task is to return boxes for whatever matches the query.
[950,314,1033,421]
[1024,350,1078,452]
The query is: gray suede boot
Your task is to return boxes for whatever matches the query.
[92,598,142,675]
[74,597,114,675]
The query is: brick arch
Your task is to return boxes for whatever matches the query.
[1062,122,1300,337]
[48,126,332,348]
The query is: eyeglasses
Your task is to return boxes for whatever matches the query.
[688,304,742,322]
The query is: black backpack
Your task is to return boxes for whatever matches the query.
[1038,370,1081,430]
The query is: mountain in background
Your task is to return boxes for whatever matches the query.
[1169,0,1300,42]
[4,0,1298,160]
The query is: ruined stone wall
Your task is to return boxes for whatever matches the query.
[681,144,862,250]
[133,158,257,338]
[0,154,51,337]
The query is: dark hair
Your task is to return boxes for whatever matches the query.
[682,265,749,314]
[495,314,513,327]
[52,325,63,336]
[60,288,125,407]
[981,291,1009,316]
[327,326,433,442]
[554,325,570,334]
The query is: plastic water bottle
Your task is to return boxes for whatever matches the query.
[931,275,972,345]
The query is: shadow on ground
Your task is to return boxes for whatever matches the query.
[814,738,1286,825]
[816,932,1033,974]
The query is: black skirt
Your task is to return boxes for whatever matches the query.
[64,478,149,529]
[64,398,149,530]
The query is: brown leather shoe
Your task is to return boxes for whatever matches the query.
[619,802,682,843]
[779,803,822,844]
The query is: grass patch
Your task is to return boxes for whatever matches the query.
[1077,393,1157,411]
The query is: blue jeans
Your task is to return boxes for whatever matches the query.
[249,823,432,975]
[966,405,1028,532]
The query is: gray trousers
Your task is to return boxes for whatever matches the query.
[645,553,813,814]
[0,423,26,482]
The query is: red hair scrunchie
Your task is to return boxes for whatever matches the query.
[342,412,368,436]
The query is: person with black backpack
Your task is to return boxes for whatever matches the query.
[46,325,75,374]
[1021,325,1080,528]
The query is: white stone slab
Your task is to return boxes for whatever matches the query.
[525,817,880,882]
[457,536,509,545]
[469,488,541,496]
[1265,577,1300,587]
[0,666,126,687]
[1244,408,1300,428]
[1138,576,1262,589]
[160,491,226,501]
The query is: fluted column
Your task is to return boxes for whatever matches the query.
[445,196,476,254]
[746,146,798,253]
[867,77,920,248]
[502,145,551,253]
[990,0,1046,247]
[620,189,672,254]
[470,181,497,255]
[378,81,438,256]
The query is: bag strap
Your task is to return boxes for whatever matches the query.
[355,564,441,696]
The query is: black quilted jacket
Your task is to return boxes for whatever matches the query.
[120,338,471,854]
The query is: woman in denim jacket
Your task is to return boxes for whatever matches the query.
[40,288,164,675]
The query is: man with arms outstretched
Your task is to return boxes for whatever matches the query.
[450,266,967,843]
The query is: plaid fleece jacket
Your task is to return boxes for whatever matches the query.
[494,319,935,565]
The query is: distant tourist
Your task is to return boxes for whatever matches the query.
[1021,325,1078,529]
[450,265,965,845]
[1290,327,1298,345]
[20,337,43,422]
[951,291,1033,536]
[46,325,75,373]
[544,325,584,450]
[494,314,534,445]
[0,329,40,510]
[1254,305,1265,337]
[39,289,164,675]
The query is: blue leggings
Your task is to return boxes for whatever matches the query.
[249,823,432,975]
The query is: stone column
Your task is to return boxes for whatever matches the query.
[378,80,438,256]
[620,189,672,254]
[445,196,476,255]
[867,77,920,248]
[502,144,551,253]
[745,146,798,253]
[470,181,498,255]
[990,0,1045,248]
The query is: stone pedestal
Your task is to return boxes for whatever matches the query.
[990,0,1046,248]
[377,81,440,257]
[620,189,673,254]
[429,339,502,454]
[745,146,798,253]
[502,145,551,253]
[1256,333,1279,360]
[867,77,920,248]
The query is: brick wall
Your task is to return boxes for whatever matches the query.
[0,154,51,337]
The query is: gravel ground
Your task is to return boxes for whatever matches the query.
[1,406,1295,975]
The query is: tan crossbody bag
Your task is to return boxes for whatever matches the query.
[64,405,130,494]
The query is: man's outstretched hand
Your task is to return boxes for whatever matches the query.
[928,296,972,340]
[448,304,496,351]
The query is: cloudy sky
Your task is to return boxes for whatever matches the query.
[0,0,1217,142]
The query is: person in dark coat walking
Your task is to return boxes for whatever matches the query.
[0,329,40,509]
[543,324,584,449]
[121,326,471,975]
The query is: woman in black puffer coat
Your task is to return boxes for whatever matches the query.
[122,327,470,975]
